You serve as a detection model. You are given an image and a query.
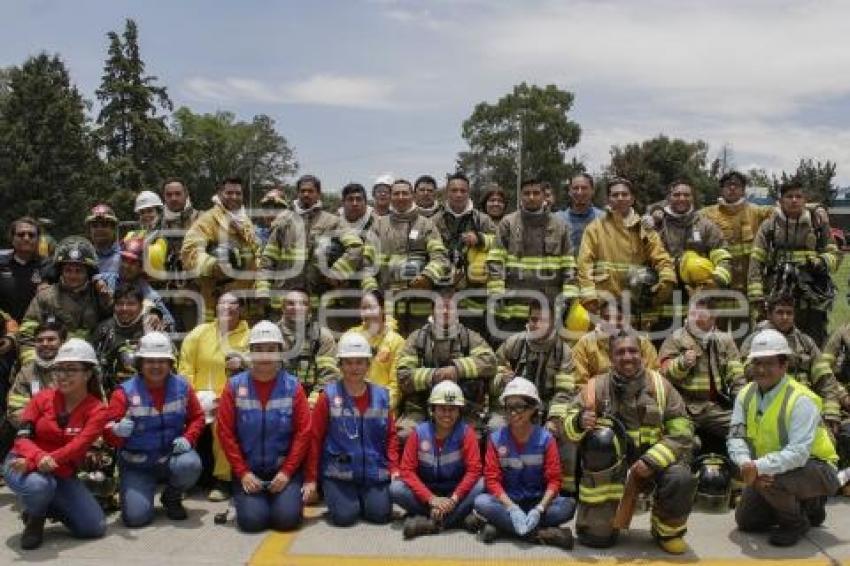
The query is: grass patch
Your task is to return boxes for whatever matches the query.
[829,253,850,335]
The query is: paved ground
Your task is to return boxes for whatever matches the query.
[1,487,848,565]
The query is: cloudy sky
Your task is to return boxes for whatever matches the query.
[4,0,850,191]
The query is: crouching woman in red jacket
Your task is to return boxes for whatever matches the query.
[2,339,110,550]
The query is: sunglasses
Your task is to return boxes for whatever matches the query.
[505,402,533,414]
[15,231,37,239]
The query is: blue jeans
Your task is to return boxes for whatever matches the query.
[119,450,202,528]
[322,477,391,526]
[474,493,576,536]
[4,456,106,539]
[390,478,484,528]
[233,474,304,533]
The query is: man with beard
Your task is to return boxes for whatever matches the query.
[0,217,48,324]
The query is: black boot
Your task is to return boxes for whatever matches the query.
[402,516,439,539]
[536,526,575,550]
[21,515,46,550]
[769,519,809,547]
[803,497,827,528]
[161,487,188,521]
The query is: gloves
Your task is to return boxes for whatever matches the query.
[112,417,135,438]
[509,505,529,536]
[172,436,191,454]
[525,506,542,533]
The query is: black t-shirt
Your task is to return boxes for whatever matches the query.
[0,252,45,322]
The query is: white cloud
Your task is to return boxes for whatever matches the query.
[182,74,398,109]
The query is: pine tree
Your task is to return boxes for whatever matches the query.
[0,54,106,240]
[96,18,173,191]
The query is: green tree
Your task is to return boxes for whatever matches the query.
[170,107,298,207]
[606,135,716,210]
[457,82,583,208]
[0,54,107,240]
[95,18,173,191]
[775,158,838,205]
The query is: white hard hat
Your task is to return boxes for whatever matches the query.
[249,320,284,346]
[134,190,164,213]
[428,381,465,407]
[747,329,794,360]
[374,173,395,187]
[54,338,98,366]
[337,332,372,359]
[136,331,175,361]
[499,376,542,407]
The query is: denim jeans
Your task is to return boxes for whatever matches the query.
[322,477,391,526]
[4,455,106,539]
[390,478,484,527]
[474,493,576,536]
[119,449,202,527]
[232,473,304,533]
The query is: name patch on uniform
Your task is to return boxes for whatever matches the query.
[409,229,419,240]
[420,440,431,452]
[498,445,508,456]
[131,395,141,406]
[238,386,248,397]
[333,396,343,407]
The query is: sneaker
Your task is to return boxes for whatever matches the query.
[479,524,499,544]
[463,511,485,534]
[402,516,439,540]
[657,536,688,555]
[21,515,46,550]
[161,487,188,521]
[208,480,231,502]
[536,527,574,550]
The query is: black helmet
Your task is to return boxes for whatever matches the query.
[692,453,732,513]
[54,236,98,273]
[580,417,629,473]
[627,266,658,308]
[796,266,835,311]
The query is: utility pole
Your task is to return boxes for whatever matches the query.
[516,112,523,205]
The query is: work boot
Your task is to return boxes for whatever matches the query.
[208,479,231,502]
[657,536,688,555]
[535,527,574,550]
[769,521,809,547]
[20,515,46,550]
[402,516,439,540]
[161,487,188,521]
[803,497,827,528]
[479,524,499,544]
[463,511,485,534]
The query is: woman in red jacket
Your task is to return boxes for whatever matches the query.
[390,381,483,539]
[2,339,110,550]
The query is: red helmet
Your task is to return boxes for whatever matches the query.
[120,237,145,263]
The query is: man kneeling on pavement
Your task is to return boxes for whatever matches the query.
[728,329,841,547]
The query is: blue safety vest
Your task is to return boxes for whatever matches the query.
[490,425,551,502]
[415,420,467,495]
[120,374,189,466]
[321,381,390,486]
[230,369,298,476]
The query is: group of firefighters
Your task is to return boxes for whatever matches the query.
[0,170,848,554]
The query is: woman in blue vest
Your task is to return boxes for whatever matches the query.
[305,332,399,526]
[474,377,576,548]
[216,321,311,532]
[390,380,483,539]
[106,331,204,527]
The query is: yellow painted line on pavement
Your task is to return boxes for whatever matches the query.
[250,532,836,566]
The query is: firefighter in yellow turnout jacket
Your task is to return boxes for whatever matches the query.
[362,179,449,335]
[742,295,845,433]
[747,181,838,346]
[647,181,731,333]
[818,323,850,471]
[180,178,260,321]
[487,178,577,334]
[659,295,745,449]
[396,287,496,443]
[257,175,363,311]
[564,331,695,554]
[577,179,675,328]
